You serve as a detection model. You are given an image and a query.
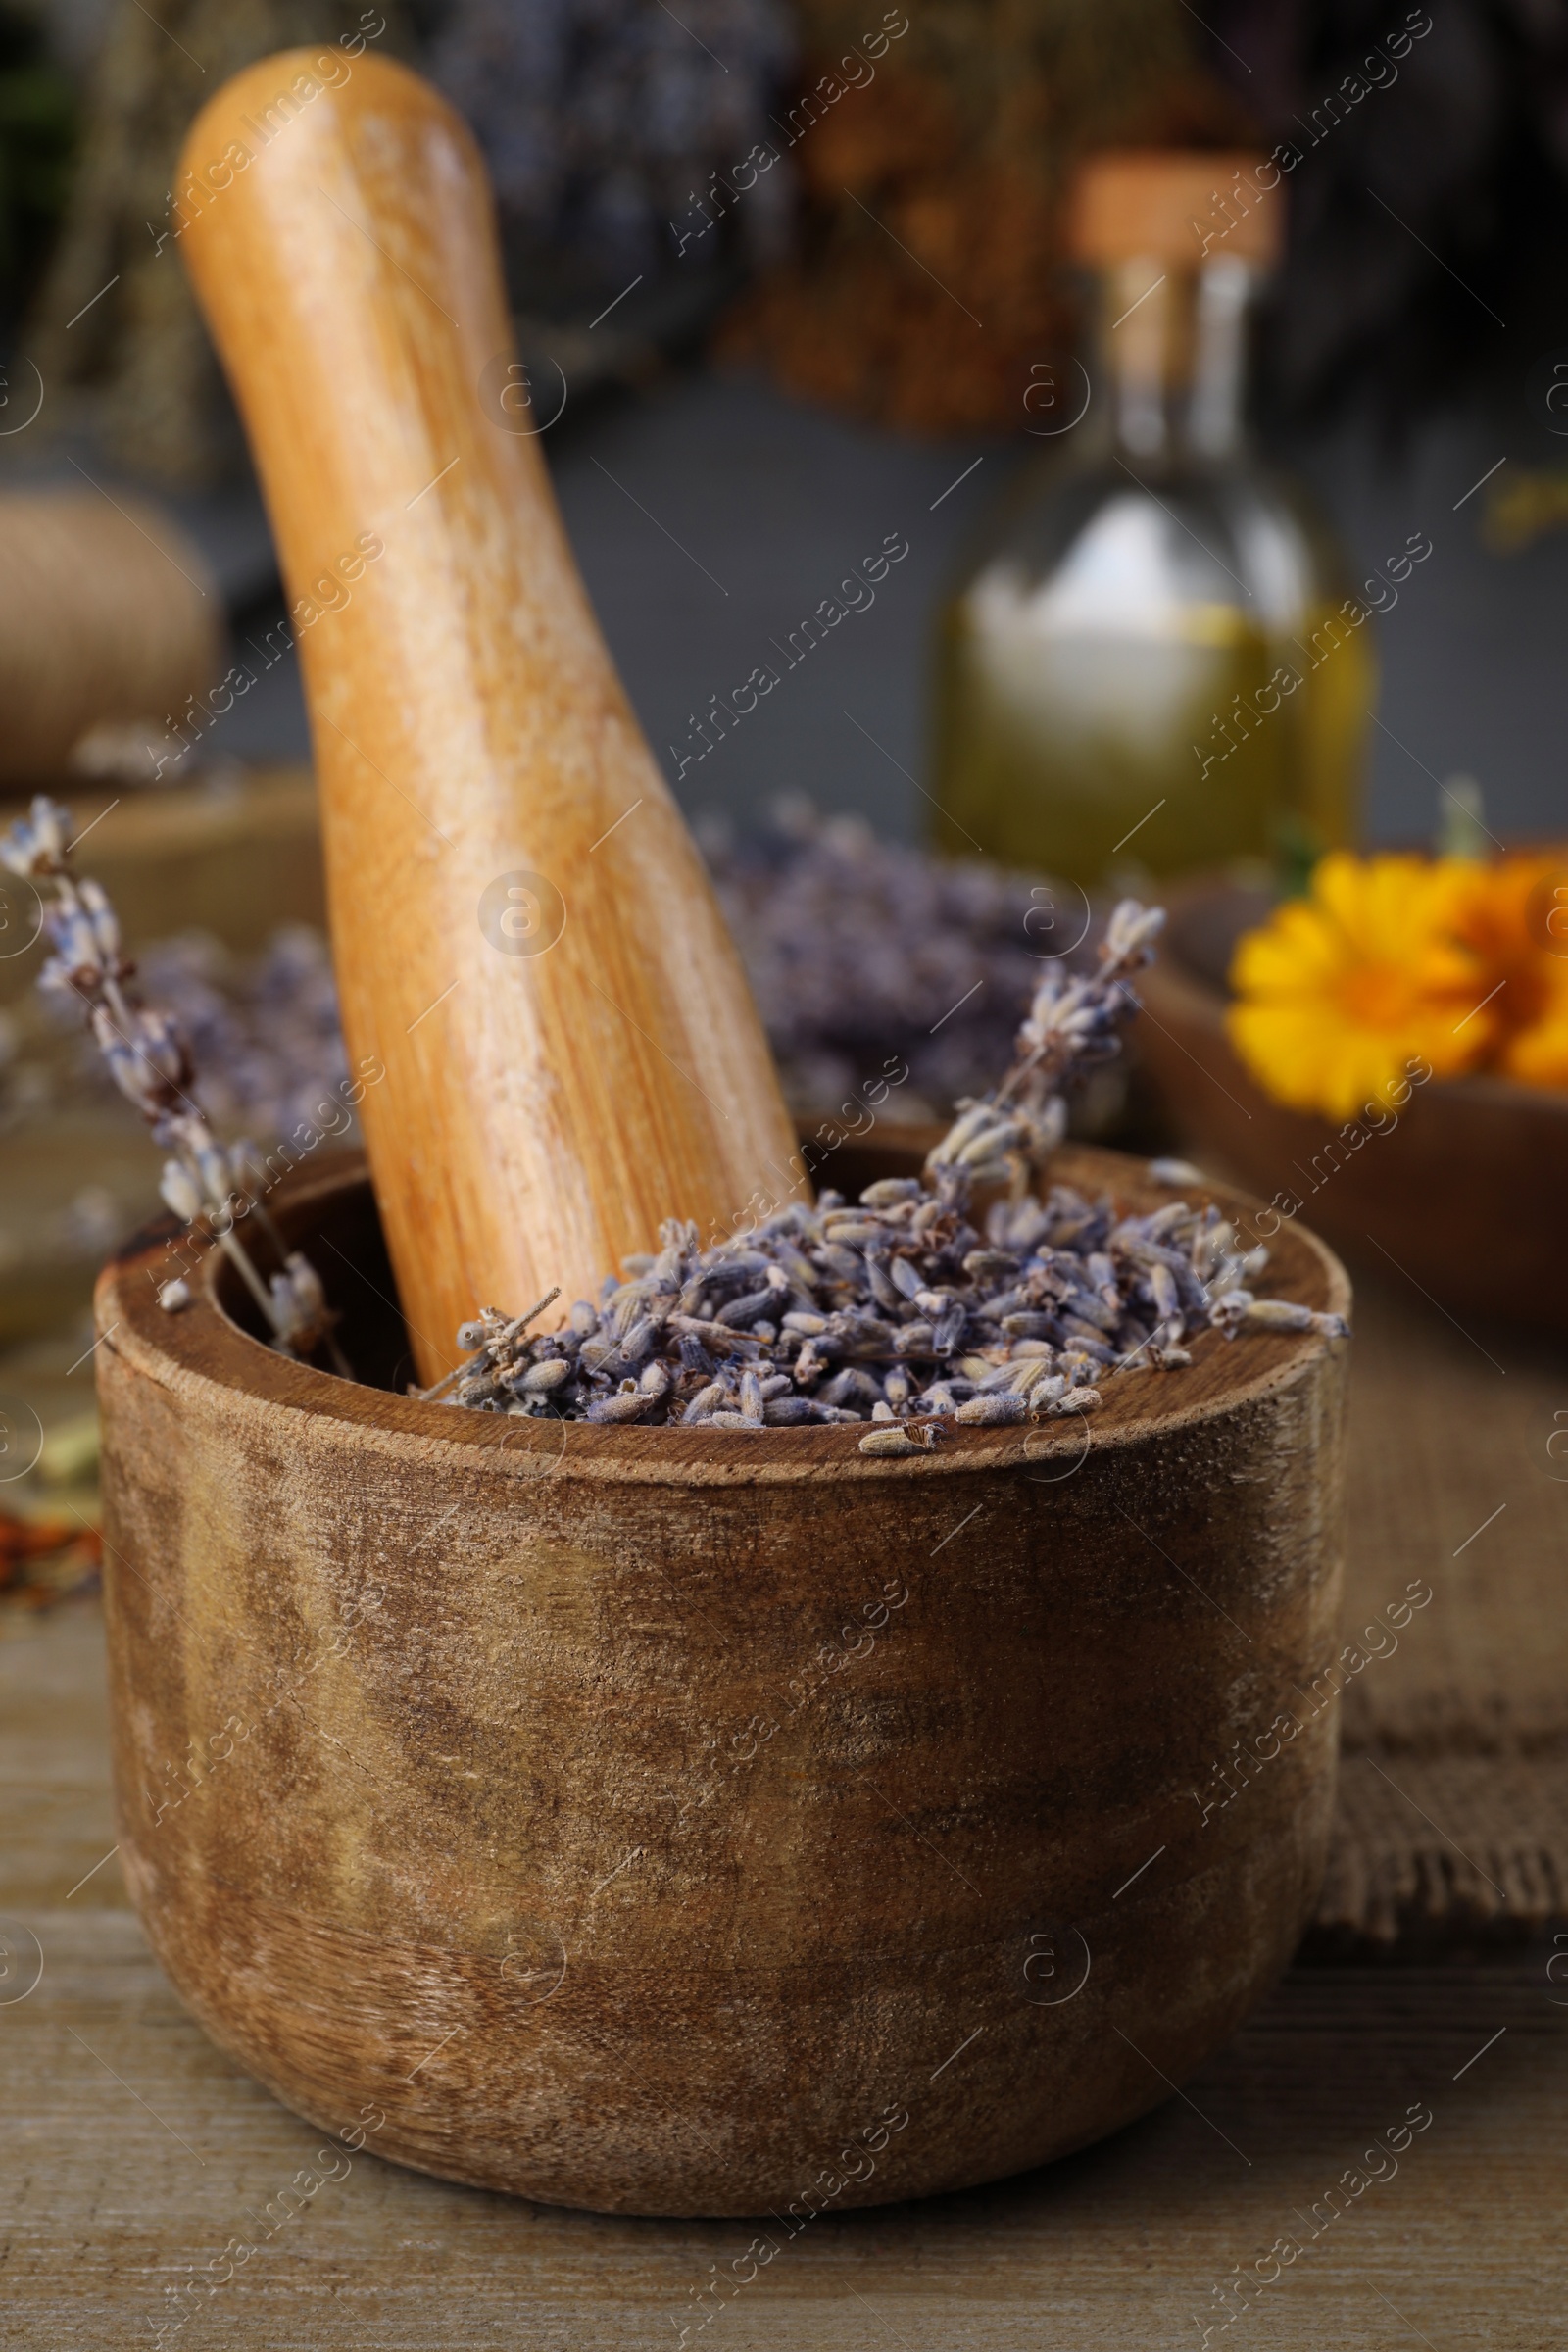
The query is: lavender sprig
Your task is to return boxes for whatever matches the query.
[436,900,1348,1440]
[1,796,347,1370]
[924,898,1165,1200]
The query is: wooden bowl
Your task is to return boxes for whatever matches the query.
[0,766,322,1010]
[95,1139,1349,2217]
[1138,882,1568,1332]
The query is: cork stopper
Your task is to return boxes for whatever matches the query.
[1069,151,1282,271]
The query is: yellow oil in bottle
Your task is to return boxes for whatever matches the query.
[930,160,1373,890]
[935,574,1374,885]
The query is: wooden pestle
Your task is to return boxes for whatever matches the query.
[177,51,801,1385]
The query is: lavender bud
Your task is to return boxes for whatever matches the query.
[859,1178,922,1207]
[160,1160,203,1223]
[587,1391,654,1423]
[77,877,121,962]
[1043,1386,1102,1416]
[762,1396,816,1424]
[1148,1156,1203,1187]
[955,1393,1028,1425]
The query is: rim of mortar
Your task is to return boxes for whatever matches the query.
[93,1140,1351,1490]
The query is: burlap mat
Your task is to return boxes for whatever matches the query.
[1311,1265,1568,1952]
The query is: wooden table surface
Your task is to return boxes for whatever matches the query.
[2,1609,1562,2351]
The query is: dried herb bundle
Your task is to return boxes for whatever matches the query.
[701,799,1066,1117]
[437,899,1347,1443]
[719,0,1249,434]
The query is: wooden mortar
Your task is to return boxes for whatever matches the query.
[97,1138,1349,2217]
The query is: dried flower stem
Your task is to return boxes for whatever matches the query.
[2,796,347,1369]
[415,1291,562,1403]
[925,899,1167,1201]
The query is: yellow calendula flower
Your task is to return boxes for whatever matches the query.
[1504,985,1568,1086]
[1227,854,1495,1121]
[1449,851,1568,1087]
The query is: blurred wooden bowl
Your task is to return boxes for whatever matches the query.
[0,765,323,1009]
[1137,881,1568,1331]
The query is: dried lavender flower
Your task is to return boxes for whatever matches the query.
[701,800,1084,1118]
[438,899,1349,1435]
[4,796,346,1371]
[858,1417,946,1456]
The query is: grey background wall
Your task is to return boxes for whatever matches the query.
[69,364,1567,852]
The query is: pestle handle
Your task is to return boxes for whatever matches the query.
[177,50,802,1384]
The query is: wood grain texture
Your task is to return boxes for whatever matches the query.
[3,1616,1563,2351]
[175,50,799,1385]
[94,1141,1349,2216]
